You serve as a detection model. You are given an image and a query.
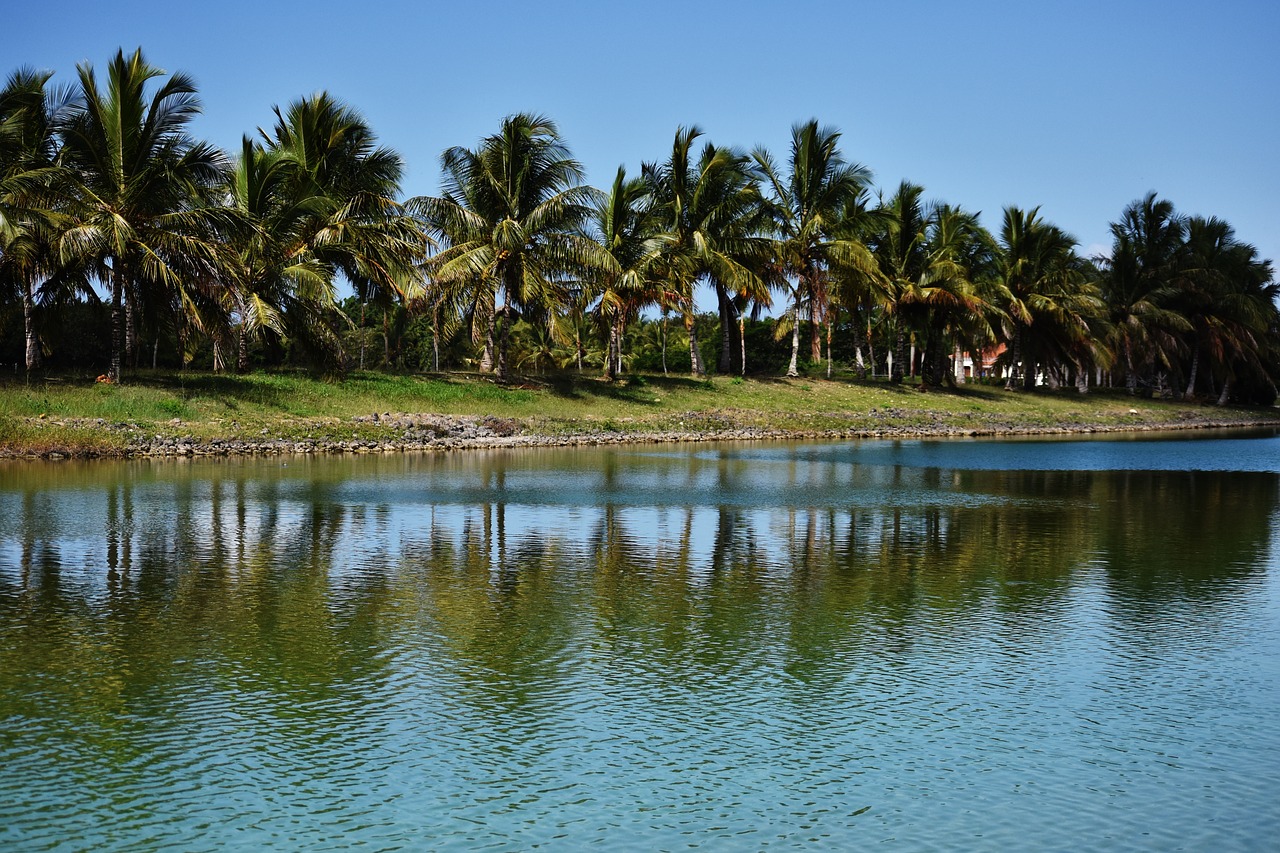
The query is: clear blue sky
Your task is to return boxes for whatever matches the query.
[5,0,1277,272]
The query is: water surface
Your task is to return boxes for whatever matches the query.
[2,432,1279,850]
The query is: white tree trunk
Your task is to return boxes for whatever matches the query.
[787,295,801,377]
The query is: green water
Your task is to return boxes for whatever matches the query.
[2,434,1279,850]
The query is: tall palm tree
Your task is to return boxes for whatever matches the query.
[412,113,603,382]
[58,48,231,383]
[264,94,421,323]
[225,136,330,371]
[868,181,930,382]
[589,166,665,381]
[228,94,423,372]
[644,127,768,377]
[753,120,879,376]
[0,68,80,372]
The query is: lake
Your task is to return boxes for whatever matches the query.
[2,432,1279,850]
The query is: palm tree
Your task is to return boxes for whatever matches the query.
[644,127,769,377]
[1176,216,1278,401]
[264,93,422,354]
[412,113,603,382]
[1099,192,1188,393]
[0,68,80,372]
[228,94,423,372]
[995,206,1103,390]
[753,120,879,376]
[58,48,231,383]
[913,204,1000,386]
[868,182,930,382]
[225,136,330,371]
[868,185,999,386]
[589,167,666,380]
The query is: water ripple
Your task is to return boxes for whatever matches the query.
[1,449,1278,850]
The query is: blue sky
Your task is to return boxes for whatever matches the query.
[5,0,1277,273]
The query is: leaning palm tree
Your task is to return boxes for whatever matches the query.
[411,113,604,382]
[58,48,232,383]
[753,120,880,375]
[644,126,769,377]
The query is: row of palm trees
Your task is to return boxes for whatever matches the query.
[3,49,1276,401]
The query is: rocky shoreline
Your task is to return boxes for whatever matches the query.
[5,410,1279,460]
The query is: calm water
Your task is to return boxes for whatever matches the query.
[2,432,1279,850]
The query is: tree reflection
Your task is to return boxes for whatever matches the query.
[0,446,1276,737]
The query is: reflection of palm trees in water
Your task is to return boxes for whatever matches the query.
[105,477,132,588]
[2,457,1278,725]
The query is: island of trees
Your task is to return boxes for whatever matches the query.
[3,49,1277,404]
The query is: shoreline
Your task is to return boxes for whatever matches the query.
[5,411,1278,461]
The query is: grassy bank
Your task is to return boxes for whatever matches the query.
[2,370,1277,458]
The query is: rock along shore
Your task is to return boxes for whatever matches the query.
[5,411,1279,461]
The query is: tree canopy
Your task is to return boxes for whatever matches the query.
[2,50,1275,403]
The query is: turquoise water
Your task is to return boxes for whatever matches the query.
[2,433,1279,850]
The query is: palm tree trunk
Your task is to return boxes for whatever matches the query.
[866,316,876,378]
[1185,342,1200,398]
[660,313,668,375]
[686,310,705,377]
[125,289,139,369]
[479,303,496,373]
[383,312,391,367]
[495,304,510,382]
[1005,327,1021,390]
[605,316,620,381]
[718,285,733,374]
[891,328,906,383]
[928,337,946,387]
[237,323,251,373]
[1217,377,1231,406]
[616,316,626,378]
[740,315,747,376]
[109,267,124,383]
[809,281,823,363]
[431,303,441,372]
[1123,341,1138,394]
[358,301,367,369]
[787,294,801,378]
[826,321,833,379]
[1022,341,1037,391]
[22,281,41,373]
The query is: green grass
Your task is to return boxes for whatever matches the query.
[1,368,1275,456]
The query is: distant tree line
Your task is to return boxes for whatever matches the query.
[2,49,1276,402]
